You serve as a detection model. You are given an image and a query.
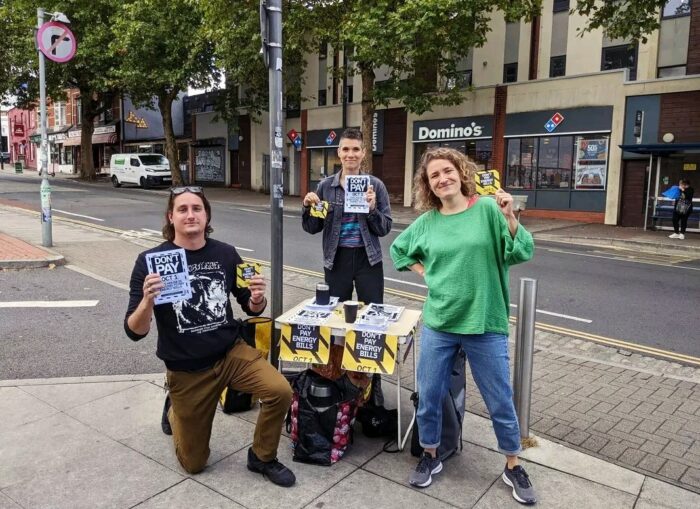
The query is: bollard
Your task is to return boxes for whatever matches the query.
[513,277,537,439]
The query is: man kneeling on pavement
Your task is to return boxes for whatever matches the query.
[123,186,295,487]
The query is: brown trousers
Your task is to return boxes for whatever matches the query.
[166,340,292,473]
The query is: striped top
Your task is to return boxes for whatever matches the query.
[338,213,364,248]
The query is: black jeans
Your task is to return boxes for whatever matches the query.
[672,211,690,234]
[325,247,384,304]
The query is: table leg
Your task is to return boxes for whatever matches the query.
[397,335,418,451]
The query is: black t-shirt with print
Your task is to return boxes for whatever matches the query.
[124,239,262,371]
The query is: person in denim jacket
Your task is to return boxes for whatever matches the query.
[302,128,392,304]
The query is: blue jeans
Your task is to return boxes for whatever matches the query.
[417,325,522,456]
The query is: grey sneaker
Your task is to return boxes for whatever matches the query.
[502,464,537,505]
[409,452,442,488]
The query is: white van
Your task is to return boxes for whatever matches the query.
[110,153,172,188]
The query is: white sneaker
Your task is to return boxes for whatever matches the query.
[679,234,685,240]
[669,233,680,239]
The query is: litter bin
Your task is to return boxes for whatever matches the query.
[14,162,23,174]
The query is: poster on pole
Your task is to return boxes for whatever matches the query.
[344,175,370,213]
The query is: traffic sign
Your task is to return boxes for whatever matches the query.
[287,129,299,142]
[36,21,77,63]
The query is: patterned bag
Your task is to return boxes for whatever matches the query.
[676,199,691,215]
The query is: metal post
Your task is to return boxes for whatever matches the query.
[37,7,52,247]
[643,153,653,231]
[262,0,284,368]
[513,277,537,438]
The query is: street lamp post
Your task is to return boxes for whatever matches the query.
[37,7,52,247]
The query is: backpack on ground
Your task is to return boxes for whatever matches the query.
[410,348,466,461]
[287,369,363,465]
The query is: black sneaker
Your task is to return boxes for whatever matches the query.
[161,394,172,436]
[408,452,442,488]
[247,447,296,487]
[502,464,537,505]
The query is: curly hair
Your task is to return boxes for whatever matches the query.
[413,147,478,211]
[162,190,214,242]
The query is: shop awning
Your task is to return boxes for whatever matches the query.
[619,143,700,155]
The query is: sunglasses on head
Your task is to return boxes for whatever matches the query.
[170,186,203,195]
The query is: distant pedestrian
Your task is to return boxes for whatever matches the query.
[390,147,537,504]
[669,179,694,240]
[124,186,295,486]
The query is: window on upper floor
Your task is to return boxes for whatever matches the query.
[503,62,518,83]
[658,65,687,78]
[54,102,66,127]
[663,0,691,18]
[75,99,82,125]
[553,0,570,13]
[550,55,566,77]
[601,44,637,80]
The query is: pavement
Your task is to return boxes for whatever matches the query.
[2,170,700,508]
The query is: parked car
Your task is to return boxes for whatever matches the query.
[0,152,10,163]
[109,153,172,189]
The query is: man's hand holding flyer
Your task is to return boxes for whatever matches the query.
[145,248,192,305]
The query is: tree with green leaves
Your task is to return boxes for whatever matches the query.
[111,0,218,186]
[1,0,125,180]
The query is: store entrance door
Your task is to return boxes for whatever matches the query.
[620,159,648,227]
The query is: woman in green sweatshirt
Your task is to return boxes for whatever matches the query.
[391,147,537,505]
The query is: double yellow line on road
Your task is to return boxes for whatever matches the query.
[247,256,700,367]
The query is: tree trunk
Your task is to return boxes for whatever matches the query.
[79,93,96,180]
[158,90,183,186]
[360,65,375,174]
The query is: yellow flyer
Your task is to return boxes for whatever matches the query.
[236,262,261,288]
[280,324,331,364]
[475,170,501,195]
[309,200,329,219]
[341,329,398,374]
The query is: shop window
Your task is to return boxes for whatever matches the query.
[413,140,493,175]
[503,62,518,83]
[553,0,570,13]
[550,55,566,78]
[505,138,535,190]
[662,0,690,18]
[601,44,637,80]
[574,135,609,190]
[537,136,573,189]
[658,65,686,78]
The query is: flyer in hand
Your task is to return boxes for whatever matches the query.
[145,248,192,305]
[344,175,370,214]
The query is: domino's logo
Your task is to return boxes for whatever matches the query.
[544,112,565,133]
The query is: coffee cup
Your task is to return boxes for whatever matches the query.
[315,283,330,305]
[344,300,359,323]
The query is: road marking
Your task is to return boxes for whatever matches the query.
[384,276,427,289]
[53,209,105,222]
[236,207,268,215]
[508,304,592,323]
[544,247,700,270]
[235,246,254,252]
[391,228,405,233]
[141,228,162,235]
[65,264,130,291]
[527,320,700,367]
[0,300,99,308]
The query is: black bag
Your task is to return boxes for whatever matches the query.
[410,349,466,461]
[220,387,253,414]
[288,369,363,465]
[357,374,398,438]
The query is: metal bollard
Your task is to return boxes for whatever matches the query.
[513,277,537,438]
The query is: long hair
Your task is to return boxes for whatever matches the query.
[413,147,477,211]
[162,190,214,242]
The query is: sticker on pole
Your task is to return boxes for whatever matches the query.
[36,21,77,63]
[342,329,398,374]
[280,324,331,364]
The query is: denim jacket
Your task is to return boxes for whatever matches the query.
[302,171,393,270]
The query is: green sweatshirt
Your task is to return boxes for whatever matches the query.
[390,197,534,335]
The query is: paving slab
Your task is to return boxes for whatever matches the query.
[197,436,358,509]
[0,493,22,509]
[0,387,59,432]
[305,468,456,509]
[133,479,245,509]
[65,381,169,441]
[364,442,504,508]
[519,434,645,495]
[635,477,700,509]
[473,460,637,509]
[122,405,256,473]
[20,380,143,411]
[0,413,183,508]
